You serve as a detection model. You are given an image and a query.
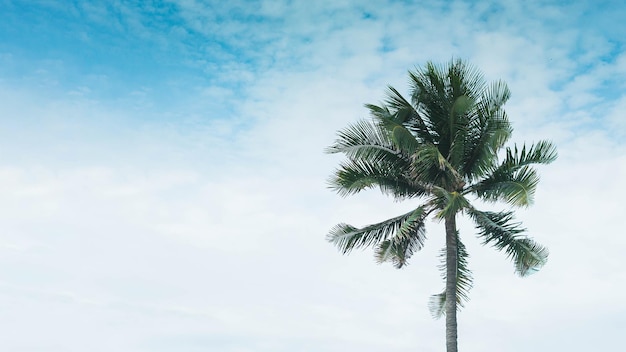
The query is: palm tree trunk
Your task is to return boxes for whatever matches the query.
[445,214,458,352]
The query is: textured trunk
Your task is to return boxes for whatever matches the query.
[445,215,458,352]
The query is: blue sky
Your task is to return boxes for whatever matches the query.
[1,1,625,351]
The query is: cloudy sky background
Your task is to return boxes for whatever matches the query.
[1,0,625,351]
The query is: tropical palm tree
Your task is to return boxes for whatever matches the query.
[325,59,556,352]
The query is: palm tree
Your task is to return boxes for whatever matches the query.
[325,59,556,352]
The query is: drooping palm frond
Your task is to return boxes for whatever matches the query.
[374,207,430,268]
[328,206,431,255]
[470,141,557,206]
[429,291,447,319]
[429,235,473,318]
[468,208,549,276]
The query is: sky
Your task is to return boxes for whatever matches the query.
[0,0,625,351]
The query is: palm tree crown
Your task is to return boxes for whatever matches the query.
[326,59,556,352]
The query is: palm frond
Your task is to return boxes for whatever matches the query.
[447,95,475,169]
[428,292,446,319]
[432,190,470,220]
[382,86,434,143]
[385,86,416,113]
[462,109,512,180]
[325,119,407,164]
[504,141,558,167]
[447,58,487,100]
[428,234,473,318]
[482,80,511,115]
[325,119,390,154]
[328,206,430,256]
[409,59,488,155]
[375,117,422,156]
[461,80,513,179]
[409,65,449,147]
[410,144,464,190]
[468,208,549,276]
[328,158,426,200]
[473,165,540,206]
[365,103,394,120]
[470,141,557,206]
[374,207,430,268]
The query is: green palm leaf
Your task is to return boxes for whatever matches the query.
[328,158,426,199]
[325,119,397,157]
[468,208,549,276]
[325,119,412,169]
[410,144,464,190]
[429,189,470,220]
[378,86,434,143]
[374,207,430,268]
[461,81,513,180]
[328,206,431,255]
[471,141,557,206]
[429,235,473,318]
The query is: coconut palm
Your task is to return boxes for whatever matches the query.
[326,59,556,352]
